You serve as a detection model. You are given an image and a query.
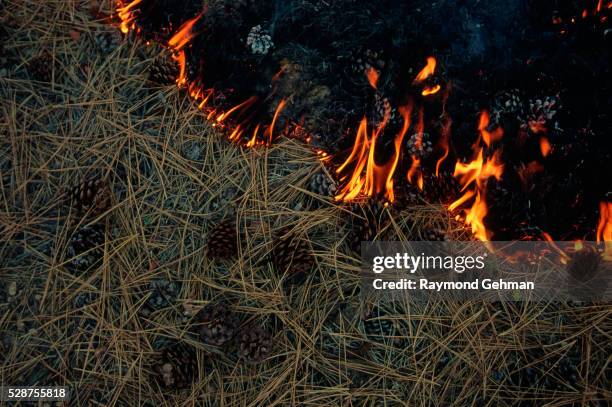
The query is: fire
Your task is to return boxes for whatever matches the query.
[117,0,142,34]
[421,85,441,96]
[366,67,380,89]
[266,99,287,145]
[335,106,411,202]
[435,117,452,176]
[539,137,551,157]
[167,14,202,86]
[414,57,437,83]
[478,111,503,147]
[449,111,504,241]
[597,202,612,242]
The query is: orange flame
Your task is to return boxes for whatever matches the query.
[168,14,202,50]
[597,202,612,242]
[166,14,202,86]
[422,84,441,96]
[539,137,551,157]
[246,124,261,148]
[117,0,143,34]
[478,111,503,147]
[335,108,411,202]
[266,99,287,145]
[414,57,437,83]
[366,67,380,89]
[216,96,258,123]
[449,111,504,241]
[435,117,452,176]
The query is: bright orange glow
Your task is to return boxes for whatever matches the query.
[414,56,437,83]
[597,0,603,12]
[216,96,258,123]
[597,202,612,242]
[449,113,505,241]
[529,121,547,134]
[168,14,202,50]
[422,84,441,96]
[173,51,187,86]
[435,117,452,176]
[266,99,287,145]
[117,0,143,34]
[366,67,380,89]
[335,107,411,202]
[539,137,551,157]
[246,124,261,148]
[478,111,503,147]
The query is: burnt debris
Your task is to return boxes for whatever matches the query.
[119,0,610,240]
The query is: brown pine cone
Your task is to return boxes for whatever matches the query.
[68,178,112,216]
[67,223,106,272]
[271,230,314,283]
[193,302,239,346]
[348,199,388,253]
[206,219,239,260]
[422,171,460,204]
[237,324,273,364]
[149,50,179,85]
[28,52,53,82]
[153,342,199,389]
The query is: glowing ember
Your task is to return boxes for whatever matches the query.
[539,137,551,157]
[414,56,437,83]
[449,111,504,241]
[421,84,441,96]
[366,67,380,89]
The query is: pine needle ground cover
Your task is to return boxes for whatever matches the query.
[0,1,610,406]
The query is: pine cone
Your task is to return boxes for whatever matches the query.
[140,279,180,316]
[271,230,314,284]
[67,224,106,271]
[28,52,53,82]
[246,25,273,55]
[349,199,387,253]
[153,342,198,389]
[193,302,239,346]
[93,29,122,54]
[68,178,112,217]
[364,306,396,342]
[237,324,273,364]
[308,170,337,197]
[422,171,460,204]
[566,245,601,282]
[406,132,433,159]
[372,93,396,127]
[206,219,238,260]
[345,47,386,76]
[149,50,179,85]
[491,89,525,128]
[527,96,560,133]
